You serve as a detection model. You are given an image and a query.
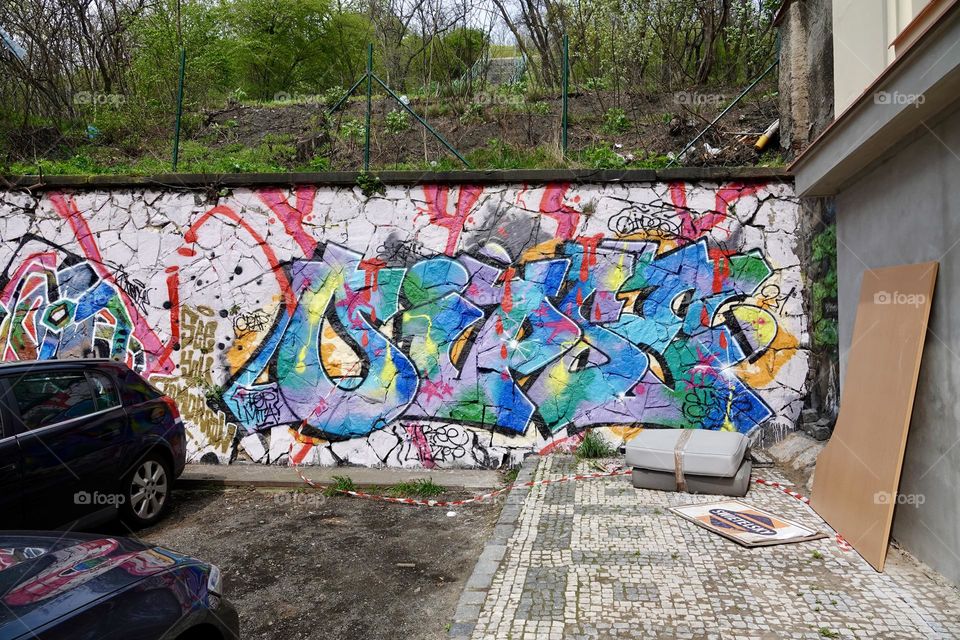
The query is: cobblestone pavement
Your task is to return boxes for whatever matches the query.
[460,455,960,639]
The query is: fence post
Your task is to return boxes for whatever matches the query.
[171,48,186,171]
[364,43,373,172]
[561,34,569,158]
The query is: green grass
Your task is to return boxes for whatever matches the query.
[578,142,627,169]
[600,108,631,135]
[489,44,519,58]
[323,475,356,497]
[386,478,445,498]
[384,139,563,172]
[502,466,520,485]
[756,151,786,167]
[575,430,617,459]
[4,135,668,176]
[818,628,840,639]
[466,138,560,170]
[8,137,308,176]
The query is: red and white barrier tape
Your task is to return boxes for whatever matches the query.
[292,459,632,508]
[753,477,810,503]
[754,477,852,552]
[289,451,852,552]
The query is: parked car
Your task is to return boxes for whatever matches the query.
[0,531,239,639]
[0,359,186,529]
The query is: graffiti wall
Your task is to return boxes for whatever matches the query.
[0,180,808,467]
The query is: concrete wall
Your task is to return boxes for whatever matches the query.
[778,0,835,156]
[836,103,960,585]
[0,176,808,468]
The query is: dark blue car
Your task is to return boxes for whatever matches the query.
[0,532,239,639]
[0,359,186,529]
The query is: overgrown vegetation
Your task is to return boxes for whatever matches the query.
[502,466,520,485]
[324,475,357,497]
[0,0,781,173]
[812,224,839,348]
[386,478,445,498]
[356,172,387,197]
[575,430,617,459]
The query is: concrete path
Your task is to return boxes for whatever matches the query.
[452,455,960,639]
[179,462,501,490]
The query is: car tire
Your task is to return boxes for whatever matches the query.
[120,452,173,528]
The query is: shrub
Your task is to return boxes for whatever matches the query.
[601,108,631,134]
[324,475,356,497]
[339,118,365,144]
[386,478,445,498]
[576,430,617,459]
[580,142,627,169]
[385,109,410,135]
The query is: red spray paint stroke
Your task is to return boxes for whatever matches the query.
[538,183,581,240]
[669,181,763,245]
[258,187,318,257]
[182,205,296,317]
[405,424,436,469]
[538,431,586,455]
[417,185,484,256]
[149,203,299,377]
[290,442,313,465]
[500,267,516,314]
[162,270,182,369]
[0,252,57,306]
[48,193,174,375]
[708,247,736,296]
[515,184,530,209]
[577,234,604,282]
[359,258,386,293]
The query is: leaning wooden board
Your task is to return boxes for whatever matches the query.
[811,262,938,571]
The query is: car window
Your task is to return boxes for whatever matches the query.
[9,372,97,431]
[119,369,163,405]
[87,371,121,412]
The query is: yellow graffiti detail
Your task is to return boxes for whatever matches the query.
[733,305,777,347]
[735,327,799,388]
[610,426,644,441]
[521,239,564,262]
[721,387,736,432]
[403,312,439,360]
[298,272,341,374]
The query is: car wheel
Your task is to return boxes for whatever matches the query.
[121,453,172,528]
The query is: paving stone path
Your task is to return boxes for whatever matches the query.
[453,455,960,639]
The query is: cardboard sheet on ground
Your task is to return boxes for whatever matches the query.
[670,500,825,547]
[811,262,938,572]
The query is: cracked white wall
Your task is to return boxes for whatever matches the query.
[0,181,807,468]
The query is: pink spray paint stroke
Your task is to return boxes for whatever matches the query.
[538,183,581,240]
[669,181,763,244]
[48,193,174,375]
[418,185,484,256]
[257,186,319,257]
[404,423,436,469]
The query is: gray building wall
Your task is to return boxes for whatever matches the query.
[836,102,960,585]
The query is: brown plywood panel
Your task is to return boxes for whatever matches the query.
[811,262,938,571]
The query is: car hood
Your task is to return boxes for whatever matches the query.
[0,532,197,638]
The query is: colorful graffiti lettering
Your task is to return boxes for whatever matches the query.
[0,242,152,371]
[221,237,776,441]
[0,181,807,467]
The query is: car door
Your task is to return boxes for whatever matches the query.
[6,368,127,529]
[0,379,22,528]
